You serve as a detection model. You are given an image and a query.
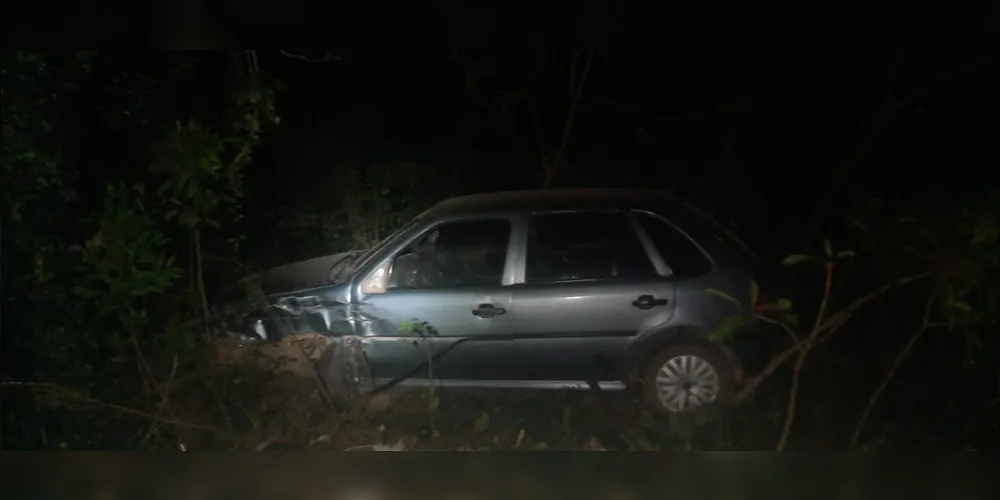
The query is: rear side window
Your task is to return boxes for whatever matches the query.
[526,212,656,283]
[636,212,712,278]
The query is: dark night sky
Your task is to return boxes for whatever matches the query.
[8,4,999,260]
[9,1,1000,52]
[247,46,997,230]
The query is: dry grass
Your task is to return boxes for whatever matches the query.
[164,334,717,451]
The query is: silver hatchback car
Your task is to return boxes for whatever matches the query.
[230,189,760,414]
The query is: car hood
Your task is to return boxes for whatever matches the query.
[258,250,362,295]
[212,250,362,310]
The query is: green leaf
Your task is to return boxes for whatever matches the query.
[782,254,815,266]
[472,412,490,433]
[705,288,742,307]
[952,301,972,312]
[750,280,759,306]
[710,314,745,342]
[836,250,856,260]
[762,298,793,312]
[823,238,833,258]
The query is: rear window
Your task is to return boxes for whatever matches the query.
[635,212,712,278]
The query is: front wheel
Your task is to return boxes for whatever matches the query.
[640,343,735,415]
[315,339,375,411]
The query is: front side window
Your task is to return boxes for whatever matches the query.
[369,218,511,291]
[525,212,655,283]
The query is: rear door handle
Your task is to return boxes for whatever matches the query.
[472,303,506,318]
[632,295,668,310]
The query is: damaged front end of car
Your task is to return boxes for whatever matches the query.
[209,252,387,398]
[212,249,375,342]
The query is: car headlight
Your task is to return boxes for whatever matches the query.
[251,319,268,341]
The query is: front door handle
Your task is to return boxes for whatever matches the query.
[472,303,506,318]
[632,295,668,310]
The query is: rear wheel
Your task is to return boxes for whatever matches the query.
[641,343,734,415]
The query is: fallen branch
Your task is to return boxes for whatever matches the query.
[848,295,943,449]
[2,380,223,434]
[140,354,180,446]
[279,50,340,63]
[343,439,406,452]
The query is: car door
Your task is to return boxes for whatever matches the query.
[506,210,677,384]
[354,215,518,385]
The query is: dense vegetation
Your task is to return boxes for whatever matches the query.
[1,50,996,451]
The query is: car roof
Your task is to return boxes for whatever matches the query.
[425,188,755,262]
[428,188,687,215]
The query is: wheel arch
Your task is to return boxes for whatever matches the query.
[624,325,745,386]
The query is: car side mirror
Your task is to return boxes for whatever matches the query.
[360,262,389,294]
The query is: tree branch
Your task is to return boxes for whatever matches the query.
[279,50,340,63]
[815,271,933,343]
[803,53,995,243]
[775,344,810,451]
[2,381,222,433]
[848,294,940,449]
[776,261,834,450]
[544,50,594,188]
[733,270,932,406]
[140,354,180,446]
[756,314,799,344]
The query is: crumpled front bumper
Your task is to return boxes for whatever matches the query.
[221,299,398,343]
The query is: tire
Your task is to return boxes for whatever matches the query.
[640,343,735,415]
[315,340,374,411]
